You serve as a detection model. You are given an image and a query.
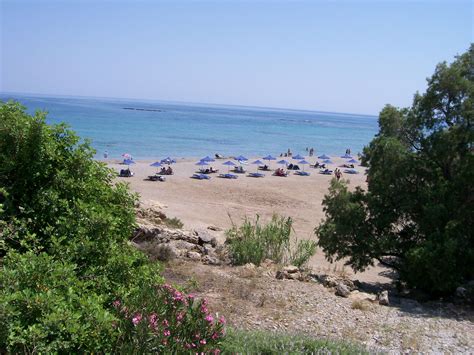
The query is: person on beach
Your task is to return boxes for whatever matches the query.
[335,168,342,181]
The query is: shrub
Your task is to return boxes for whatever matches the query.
[226,214,317,267]
[221,328,367,354]
[164,216,184,229]
[113,284,225,353]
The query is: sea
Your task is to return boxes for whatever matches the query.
[0,93,379,160]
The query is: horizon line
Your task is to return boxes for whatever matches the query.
[0,90,379,118]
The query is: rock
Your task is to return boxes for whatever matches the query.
[207,225,222,231]
[283,265,299,274]
[335,283,351,298]
[202,255,221,265]
[349,290,377,302]
[378,290,390,306]
[187,251,202,261]
[455,287,467,299]
[243,263,256,270]
[169,240,196,251]
[195,229,217,247]
[202,243,216,255]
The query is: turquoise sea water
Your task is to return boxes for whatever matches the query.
[1,93,378,160]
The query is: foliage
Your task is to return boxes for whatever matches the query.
[164,216,184,229]
[226,214,317,267]
[0,252,117,353]
[113,284,225,353]
[221,328,367,354]
[315,45,474,295]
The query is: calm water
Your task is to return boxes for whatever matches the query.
[1,93,378,159]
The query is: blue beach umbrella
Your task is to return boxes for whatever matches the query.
[323,159,333,164]
[150,162,162,167]
[318,154,330,160]
[196,160,209,166]
[341,154,353,159]
[277,159,289,165]
[235,155,248,161]
[200,156,215,162]
[223,160,237,172]
[348,158,359,164]
[161,157,176,164]
[263,155,276,161]
[293,154,305,160]
[123,159,135,166]
[252,159,264,172]
[298,159,310,171]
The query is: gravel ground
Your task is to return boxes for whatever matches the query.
[163,261,474,353]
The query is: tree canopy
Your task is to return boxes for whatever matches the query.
[316,45,473,295]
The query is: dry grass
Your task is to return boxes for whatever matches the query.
[351,299,372,311]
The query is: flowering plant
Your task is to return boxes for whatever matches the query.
[113,284,225,353]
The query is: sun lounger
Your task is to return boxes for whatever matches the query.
[319,169,333,175]
[232,167,246,174]
[343,169,359,174]
[147,175,166,181]
[192,173,211,180]
[295,171,310,176]
[219,173,238,179]
[248,172,265,178]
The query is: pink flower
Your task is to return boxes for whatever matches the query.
[218,315,226,324]
[163,329,171,337]
[212,349,221,355]
[200,339,207,345]
[162,319,169,327]
[211,332,219,340]
[149,313,158,329]
[112,299,121,308]
[201,305,208,313]
[132,313,143,326]
[205,314,214,323]
[185,343,192,349]
[176,312,185,321]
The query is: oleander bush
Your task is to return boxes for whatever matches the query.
[226,214,317,267]
[0,101,226,352]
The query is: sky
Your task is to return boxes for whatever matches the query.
[0,0,472,115]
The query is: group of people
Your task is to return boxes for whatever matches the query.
[160,166,174,175]
[274,168,288,177]
[305,147,315,156]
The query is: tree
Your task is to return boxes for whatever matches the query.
[315,45,474,295]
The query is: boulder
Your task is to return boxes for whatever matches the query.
[378,290,390,306]
[194,229,217,247]
[186,251,202,261]
[349,290,377,302]
[169,240,196,251]
[202,255,221,265]
[455,287,467,299]
[335,283,351,298]
[283,265,299,274]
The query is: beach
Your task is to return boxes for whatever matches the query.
[109,156,389,284]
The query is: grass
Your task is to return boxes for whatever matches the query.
[225,214,317,267]
[221,328,368,354]
[164,217,184,229]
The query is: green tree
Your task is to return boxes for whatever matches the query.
[316,45,474,295]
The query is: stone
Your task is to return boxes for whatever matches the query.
[195,229,217,247]
[455,287,467,299]
[187,251,202,261]
[202,255,221,265]
[243,263,256,270]
[283,265,299,274]
[335,283,351,298]
[169,240,196,251]
[349,290,377,302]
[378,290,390,306]
[207,225,222,231]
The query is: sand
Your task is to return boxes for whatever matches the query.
[109,157,389,284]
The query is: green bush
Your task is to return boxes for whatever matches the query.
[0,252,117,353]
[221,328,367,354]
[114,284,225,353]
[315,46,474,295]
[226,215,317,267]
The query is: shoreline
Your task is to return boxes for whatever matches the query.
[107,156,389,285]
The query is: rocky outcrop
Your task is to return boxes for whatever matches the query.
[132,223,227,265]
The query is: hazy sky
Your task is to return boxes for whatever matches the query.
[1,0,472,114]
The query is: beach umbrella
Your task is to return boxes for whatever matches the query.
[161,157,176,164]
[341,154,353,159]
[298,159,310,171]
[277,159,289,166]
[293,154,305,160]
[348,158,359,164]
[122,153,132,160]
[323,159,333,164]
[252,159,264,172]
[235,155,248,161]
[200,156,215,162]
[150,162,162,167]
[318,154,330,160]
[123,159,135,165]
[223,160,236,172]
[196,160,209,166]
[263,155,276,161]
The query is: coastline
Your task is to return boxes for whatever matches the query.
[108,156,389,285]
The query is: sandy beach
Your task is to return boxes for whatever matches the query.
[109,157,388,284]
